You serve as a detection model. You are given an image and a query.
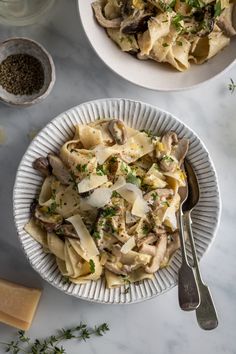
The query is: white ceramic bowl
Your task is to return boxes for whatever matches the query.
[78,0,236,91]
[13,98,221,304]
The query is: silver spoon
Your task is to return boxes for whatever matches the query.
[183,160,218,330]
[178,180,200,311]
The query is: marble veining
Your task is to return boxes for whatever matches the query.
[0,0,235,353]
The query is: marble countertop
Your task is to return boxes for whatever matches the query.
[0,1,235,353]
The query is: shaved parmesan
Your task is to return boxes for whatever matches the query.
[120,236,136,254]
[132,196,149,218]
[163,206,177,231]
[117,183,142,204]
[110,176,126,191]
[66,214,99,257]
[77,174,108,193]
[94,145,117,164]
[115,132,154,163]
[86,188,112,208]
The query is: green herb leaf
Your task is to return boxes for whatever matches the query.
[214,0,223,17]
[47,201,58,214]
[0,322,110,353]
[228,78,236,93]
[172,13,184,31]
[92,231,101,240]
[89,259,95,274]
[162,155,174,162]
[76,164,88,173]
[101,207,117,218]
[176,40,183,46]
[126,173,141,187]
[162,42,169,47]
[96,165,106,176]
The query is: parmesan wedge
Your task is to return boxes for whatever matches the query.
[0,278,41,330]
[132,196,149,218]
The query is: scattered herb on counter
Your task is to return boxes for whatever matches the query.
[228,78,236,93]
[0,323,109,354]
[0,54,44,96]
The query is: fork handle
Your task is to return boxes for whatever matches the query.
[184,212,218,330]
[178,210,200,311]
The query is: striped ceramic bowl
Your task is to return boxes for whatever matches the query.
[13,98,221,304]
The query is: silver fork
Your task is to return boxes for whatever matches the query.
[178,180,200,311]
[183,160,218,330]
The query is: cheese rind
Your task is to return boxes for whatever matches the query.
[0,278,42,330]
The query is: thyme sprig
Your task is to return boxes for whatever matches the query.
[0,323,109,354]
[228,78,236,94]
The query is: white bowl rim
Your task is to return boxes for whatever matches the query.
[77,0,236,92]
[13,98,222,304]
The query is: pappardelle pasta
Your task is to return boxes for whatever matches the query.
[92,0,235,71]
[25,119,189,288]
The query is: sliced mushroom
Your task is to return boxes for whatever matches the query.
[161,231,180,267]
[56,224,78,239]
[160,131,178,157]
[108,119,127,145]
[34,206,63,232]
[145,234,167,273]
[159,156,178,172]
[139,243,156,256]
[136,232,158,247]
[92,1,122,28]
[194,4,215,37]
[30,199,38,217]
[48,154,71,185]
[33,157,51,176]
[172,138,189,166]
[104,262,128,275]
[217,4,236,37]
[121,10,152,34]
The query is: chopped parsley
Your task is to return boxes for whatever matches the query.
[185,0,202,8]
[121,275,131,294]
[89,259,95,274]
[162,155,174,162]
[162,43,169,47]
[126,172,141,187]
[76,164,88,173]
[121,161,130,174]
[101,207,117,218]
[172,14,184,31]
[151,192,158,201]
[142,224,150,235]
[159,0,176,12]
[69,171,77,189]
[112,191,119,198]
[176,41,183,46]
[162,200,170,207]
[214,0,223,17]
[93,231,101,240]
[47,201,57,214]
[96,164,106,176]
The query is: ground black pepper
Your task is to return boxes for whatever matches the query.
[0,54,44,95]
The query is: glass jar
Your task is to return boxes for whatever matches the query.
[0,0,55,26]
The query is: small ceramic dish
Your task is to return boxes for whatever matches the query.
[0,37,55,106]
[13,98,221,304]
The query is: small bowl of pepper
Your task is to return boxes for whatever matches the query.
[0,37,55,106]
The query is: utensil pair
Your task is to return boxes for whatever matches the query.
[178,160,218,330]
